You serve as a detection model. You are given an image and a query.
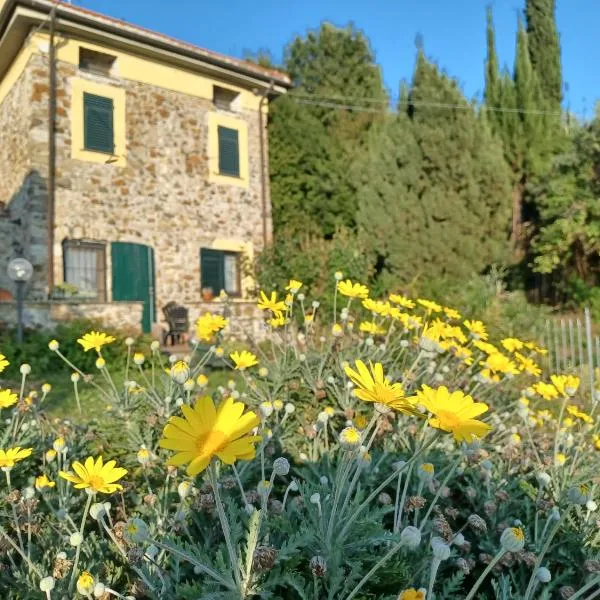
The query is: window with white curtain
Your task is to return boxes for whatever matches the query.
[63,240,106,300]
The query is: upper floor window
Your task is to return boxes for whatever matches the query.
[63,240,107,300]
[79,47,116,77]
[83,93,114,154]
[200,248,241,297]
[213,85,240,111]
[217,126,240,177]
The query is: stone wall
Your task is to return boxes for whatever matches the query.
[1,39,274,334]
[187,301,266,342]
[0,300,144,333]
[0,48,48,300]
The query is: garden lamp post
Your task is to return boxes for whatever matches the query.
[7,258,33,344]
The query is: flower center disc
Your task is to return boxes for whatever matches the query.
[196,430,227,455]
[436,410,461,429]
[88,475,105,491]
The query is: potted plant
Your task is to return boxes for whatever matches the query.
[201,287,214,302]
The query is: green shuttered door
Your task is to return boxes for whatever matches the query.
[84,93,114,153]
[111,242,155,333]
[218,126,240,177]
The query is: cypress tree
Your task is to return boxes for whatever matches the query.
[525,0,562,107]
[356,52,512,284]
[269,23,387,237]
[484,6,500,110]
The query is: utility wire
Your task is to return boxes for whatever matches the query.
[289,91,565,117]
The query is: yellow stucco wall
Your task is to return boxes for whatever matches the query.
[71,77,127,166]
[0,40,35,104]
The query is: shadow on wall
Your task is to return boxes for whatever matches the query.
[0,170,48,302]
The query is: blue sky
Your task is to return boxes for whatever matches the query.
[79,0,595,116]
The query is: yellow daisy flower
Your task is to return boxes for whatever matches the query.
[359,321,386,336]
[77,331,116,352]
[0,354,9,373]
[464,320,488,340]
[0,389,18,409]
[514,352,541,376]
[398,589,426,600]
[408,385,492,443]
[0,447,32,469]
[344,360,419,415]
[362,298,391,316]
[159,396,261,476]
[195,312,229,341]
[389,294,415,309]
[416,298,443,313]
[257,290,286,317]
[443,306,461,320]
[473,340,499,355]
[35,474,56,490]
[550,374,580,397]
[230,350,258,370]
[501,338,524,353]
[532,381,559,401]
[285,279,303,293]
[337,279,369,299]
[59,456,128,494]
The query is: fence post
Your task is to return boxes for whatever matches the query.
[585,307,595,403]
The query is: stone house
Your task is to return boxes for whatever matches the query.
[0,0,290,337]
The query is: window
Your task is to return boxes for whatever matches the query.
[213,85,240,111]
[217,126,240,177]
[63,240,106,300]
[83,93,114,153]
[79,47,116,77]
[200,248,241,296]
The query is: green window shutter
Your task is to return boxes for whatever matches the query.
[84,93,114,153]
[201,249,225,294]
[218,126,240,177]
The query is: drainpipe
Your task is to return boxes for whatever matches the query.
[47,3,57,296]
[258,81,273,248]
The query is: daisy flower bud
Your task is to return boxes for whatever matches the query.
[339,426,361,449]
[125,337,135,347]
[273,399,284,411]
[178,481,192,499]
[20,364,31,375]
[417,463,435,483]
[183,379,195,392]
[259,401,274,418]
[273,457,290,477]
[94,583,106,598]
[170,360,190,384]
[69,532,83,547]
[536,567,551,583]
[53,437,66,453]
[71,372,80,383]
[90,503,107,521]
[400,526,421,550]
[150,340,160,351]
[45,449,57,463]
[125,518,149,544]
[95,357,106,369]
[258,367,269,378]
[568,484,591,505]
[285,402,295,414]
[431,536,451,560]
[310,492,321,505]
[500,526,525,552]
[48,340,59,351]
[536,471,551,488]
[334,271,343,281]
[39,576,55,592]
[137,447,151,466]
[133,352,145,365]
[41,383,52,393]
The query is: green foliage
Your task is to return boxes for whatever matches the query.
[269,23,386,237]
[531,116,600,291]
[0,319,131,377]
[525,0,562,108]
[255,226,373,315]
[356,51,512,286]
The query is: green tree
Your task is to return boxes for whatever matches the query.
[531,110,600,287]
[356,52,512,286]
[268,23,387,237]
[525,0,562,108]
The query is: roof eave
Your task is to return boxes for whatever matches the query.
[0,0,291,92]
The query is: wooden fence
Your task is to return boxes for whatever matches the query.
[536,308,599,396]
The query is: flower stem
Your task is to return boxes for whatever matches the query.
[427,557,442,600]
[68,492,93,595]
[464,549,506,600]
[209,462,242,591]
